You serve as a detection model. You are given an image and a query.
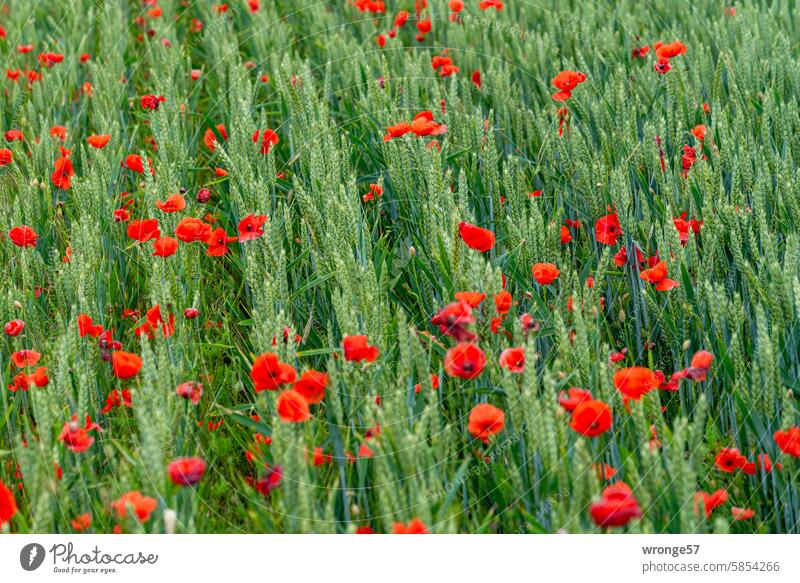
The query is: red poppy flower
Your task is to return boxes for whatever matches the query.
[560,225,573,244]
[655,40,687,61]
[255,465,283,495]
[467,402,505,443]
[124,154,147,173]
[11,349,41,368]
[690,124,707,142]
[140,94,166,110]
[458,221,495,252]
[176,381,203,405]
[30,366,49,386]
[168,457,206,486]
[71,513,91,531]
[155,193,186,213]
[590,482,641,527]
[152,236,179,257]
[532,262,560,285]
[454,291,485,307]
[673,212,702,245]
[383,122,412,141]
[551,70,586,101]
[0,479,17,526]
[77,314,104,337]
[731,507,755,521]
[87,134,111,148]
[479,0,503,10]
[392,519,428,534]
[694,489,728,519]
[250,352,297,391]
[595,212,622,245]
[471,69,481,88]
[558,387,593,412]
[342,335,380,362]
[175,217,212,242]
[431,301,476,341]
[100,388,132,414]
[640,261,679,291]
[613,367,659,401]
[111,351,143,379]
[570,399,612,437]
[0,148,12,166]
[203,123,228,152]
[494,290,512,315]
[252,129,279,155]
[9,225,38,247]
[237,214,268,241]
[489,316,504,335]
[361,183,382,202]
[293,370,328,404]
[134,305,174,339]
[4,320,25,337]
[432,55,458,77]
[127,218,160,242]
[276,389,311,422]
[58,415,101,453]
[111,491,157,522]
[206,227,237,256]
[499,347,525,373]
[8,366,49,392]
[686,350,714,381]
[681,145,697,176]
[444,343,486,379]
[50,125,67,141]
[742,453,779,475]
[773,427,800,457]
[410,111,447,136]
[714,447,747,472]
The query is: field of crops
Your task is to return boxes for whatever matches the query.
[0,0,799,535]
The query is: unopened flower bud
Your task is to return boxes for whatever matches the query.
[164,509,177,534]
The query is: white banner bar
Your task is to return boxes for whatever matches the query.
[0,535,797,582]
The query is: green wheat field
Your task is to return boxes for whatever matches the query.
[0,0,799,534]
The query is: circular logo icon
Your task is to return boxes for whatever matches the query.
[20,543,46,571]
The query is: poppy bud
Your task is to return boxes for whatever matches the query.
[196,188,211,203]
[682,339,691,350]
[184,308,200,319]
[408,245,416,256]
[179,186,188,194]
[163,509,177,534]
